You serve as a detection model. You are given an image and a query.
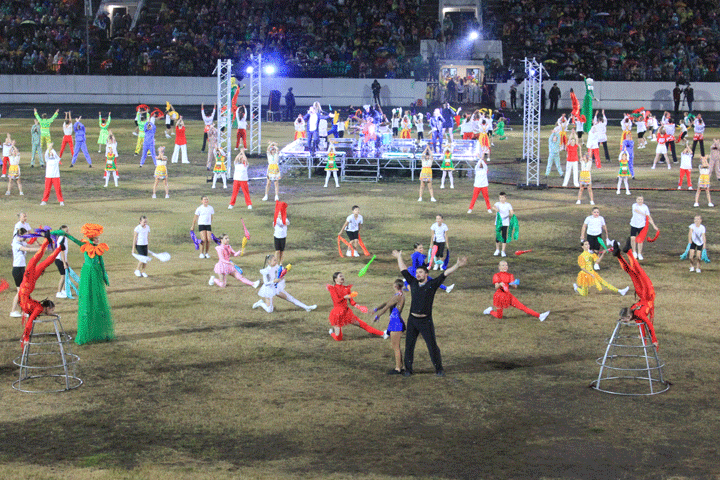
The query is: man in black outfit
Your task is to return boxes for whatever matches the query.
[673,85,681,117]
[284,88,295,121]
[371,79,382,106]
[549,83,561,112]
[392,249,467,377]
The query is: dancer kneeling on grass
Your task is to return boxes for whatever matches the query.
[209,234,259,288]
[373,279,406,374]
[254,254,316,313]
[483,261,550,321]
[326,271,385,341]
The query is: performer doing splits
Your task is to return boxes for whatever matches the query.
[208,234,259,288]
[326,271,385,340]
[574,241,629,296]
[392,249,466,376]
[19,235,61,347]
[483,261,550,321]
[253,254,316,313]
[613,239,658,349]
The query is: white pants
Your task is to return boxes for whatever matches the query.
[562,161,579,187]
[171,144,189,163]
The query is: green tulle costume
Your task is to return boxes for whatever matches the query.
[581,77,595,134]
[495,213,519,243]
[53,230,114,345]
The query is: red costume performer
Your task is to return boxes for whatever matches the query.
[326,283,384,341]
[487,271,542,319]
[614,242,658,347]
[19,238,62,346]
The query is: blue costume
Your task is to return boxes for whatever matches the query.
[546,131,563,176]
[140,121,157,166]
[71,121,92,166]
[430,115,443,153]
[404,250,447,291]
[387,305,406,332]
[622,138,635,177]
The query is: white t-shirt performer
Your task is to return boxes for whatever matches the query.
[429,215,450,270]
[492,192,514,257]
[338,206,364,257]
[629,196,657,260]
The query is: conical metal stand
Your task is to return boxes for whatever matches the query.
[591,318,669,395]
[13,314,82,393]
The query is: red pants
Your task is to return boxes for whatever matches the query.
[678,168,692,187]
[469,186,491,210]
[21,301,44,347]
[2,156,7,175]
[59,135,74,157]
[463,132,473,140]
[236,129,247,149]
[42,177,64,202]
[229,180,251,206]
[491,292,540,319]
[588,148,601,168]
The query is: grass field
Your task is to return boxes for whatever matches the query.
[0,115,718,480]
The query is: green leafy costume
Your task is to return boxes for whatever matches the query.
[98,114,111,145]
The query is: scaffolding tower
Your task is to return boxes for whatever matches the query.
[248,54,262,155]
[521,58,544,188]
[215,59,233,175]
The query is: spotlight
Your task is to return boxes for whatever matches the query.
[246,66,254,74]
[264,65,276,75]
[468,31,479,41]
[529,67,536,76]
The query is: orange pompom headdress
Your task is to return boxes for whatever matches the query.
[81,223,104,239]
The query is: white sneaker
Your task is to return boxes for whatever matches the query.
[709,203,715,207]
[346,249,352,257]
[575,200,581,204]
[493,249,500,256]
[501,251,507,257]
[467,209,472,214]
[199,253,205,258]
[205,253,211,259]
[328,328,334,336]
[632,251,637,258]
[59,202,64,206]
[55,291,67,298]
[619,286,630,296]
[9,311,22,318]
[353,251,359,257]
[382,330,389,339]
[253,300,263,309]
[212,185,216,189]
[651,166,656,170]
[165,194,169,199]
[696,268,701,273]
[261,195,268,201]
[324,184,328,188]
[440,185,445,189]
[626,191,631,195]
[450,185,454,189]
[228,205,233,209]
[573,283,578,293]
[274,195,279,201]
[431,197,436,202]
[253,280,260,289]
[134,270,141,277]
[142,272,148,277]
[305,305,317,312]
[487,209,493,213]
[616,190,621,195]
[209,276,215,285]
[445,284,454,293]
[248,205,253,209]
[690,266,695,272]
[677,186,682,190]
[593,263,600,270]
[539,311,550,322]
[418,197,423,202]
[694,202,699,207]
[433,263,439,270]
[637,254,644,260]
[483,306,493,315]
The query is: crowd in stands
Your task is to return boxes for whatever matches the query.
[496,0,720,82]
[3,0,720,82]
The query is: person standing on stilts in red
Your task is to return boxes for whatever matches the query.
[483,261,550,321]
[19,234,62,347]
[613,239,658,349]
[327,272,387,341]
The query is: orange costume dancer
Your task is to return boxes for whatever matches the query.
[483,261,549,321]
[19,237,62,346]
[613,241,658,348]
[327,273,385,341]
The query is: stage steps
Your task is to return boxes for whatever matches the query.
[341,158,381,182]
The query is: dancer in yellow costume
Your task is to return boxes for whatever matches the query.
[574,241,628,296]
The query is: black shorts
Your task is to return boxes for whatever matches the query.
[346,230,359,241]
[392,127,398,136]
[55,259,66,275]
[638,131,645,138]
[630,226,644,237]
[136,245,148,256]
[587,234,602,252]
[499,226,508,243]
[690,242,704,251]
[417,132,424,140]
[274,237,286,251]
[338,131,344,138]
[433,241,446,259]
[12,266,25,287]
[199,224,212,232]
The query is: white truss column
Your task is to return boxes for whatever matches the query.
[248,54,262,155]
[216,59,233,175]
[522,57,544,187]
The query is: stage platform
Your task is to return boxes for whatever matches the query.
[279,137,481,182]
